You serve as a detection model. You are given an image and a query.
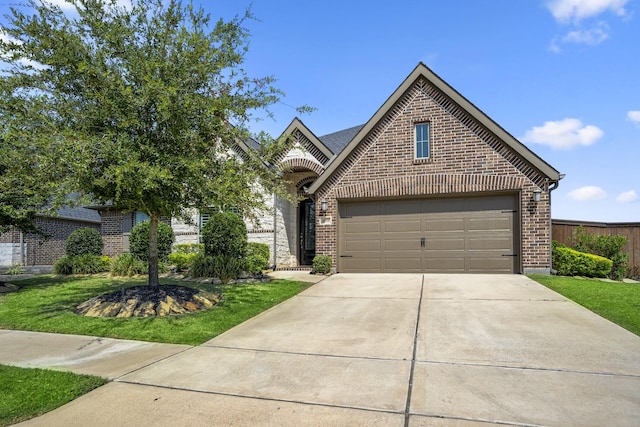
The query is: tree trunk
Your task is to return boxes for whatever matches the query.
[148,215,160,291]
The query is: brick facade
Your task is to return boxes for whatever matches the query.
[314,75,554,274]
[0,217,101,266]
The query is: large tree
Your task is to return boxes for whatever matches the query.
[0,0,294,288]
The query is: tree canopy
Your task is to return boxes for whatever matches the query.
[0,0,295,287]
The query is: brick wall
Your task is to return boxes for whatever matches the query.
[101,210,125,257]
[22,217,101,265]
[315,77,551,273]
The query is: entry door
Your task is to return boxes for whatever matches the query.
[299,199,316,265]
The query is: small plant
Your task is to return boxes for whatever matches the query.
[65,227,103,257]
[211,256,244,284]
[168,252,197,272]
[244,242,270,276]
[5,263,25,275]
[312,255,332,275]
[110,253,148,276]
[129,220,175,262]
[189,253,243,283]
[53,255,75,275]
[201,212,247,258]
[54,254,110,275]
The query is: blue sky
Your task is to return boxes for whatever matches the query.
[212,0,640,223]
[3,0,639,222]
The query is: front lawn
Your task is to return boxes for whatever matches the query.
[529,274,640,336]
[0,365,106,427]
[0,275,311,345]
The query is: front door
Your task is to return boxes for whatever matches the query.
[299,199,316,265]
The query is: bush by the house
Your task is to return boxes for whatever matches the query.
[65,227,103,257]
[570,226,629,280]
[552,245,613,278]
[189,253,243,283]
[244,242,270,276]
[111,253,148,276]
[54,254,112,275]
[129,220,175,262]
[312,255,332,275]
[168,243,203,272]
[201,212,247,259]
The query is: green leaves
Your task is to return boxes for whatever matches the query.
[0,0,294,283]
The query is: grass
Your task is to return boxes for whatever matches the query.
[0,365,106,427]
[0,274,311,424]
[529,274,640,336]
[0,274,312,345]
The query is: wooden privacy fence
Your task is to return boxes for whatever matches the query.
[552,219,640,270]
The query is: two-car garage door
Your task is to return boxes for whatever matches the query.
[338,194,519,274]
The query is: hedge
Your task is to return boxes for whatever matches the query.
[552,246,613,278]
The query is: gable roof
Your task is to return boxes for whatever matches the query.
[282,117,335,159]
[309,62,561,194]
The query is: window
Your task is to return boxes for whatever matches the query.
[415,122,430,159]
[198,206,241,241]
[134,211,149,225]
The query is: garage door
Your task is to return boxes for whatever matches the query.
[338,195,519,274]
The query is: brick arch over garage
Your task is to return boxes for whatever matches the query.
[279,158,325,176]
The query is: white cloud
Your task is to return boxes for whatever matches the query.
[39,0,77,11]
[627,110,640,123]
[522,118,604,149]
[39,0,132,12]
[617,190,637,203]
[568,186,607,201]
[547,0,629,23]
[561,23,610,45]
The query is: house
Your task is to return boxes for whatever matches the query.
[174,62,562,274]
[6,63,560,275]
[0,206,101,269]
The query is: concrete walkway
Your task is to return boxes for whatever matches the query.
[2,274,640,426]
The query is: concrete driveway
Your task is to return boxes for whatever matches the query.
[8,274,640,426]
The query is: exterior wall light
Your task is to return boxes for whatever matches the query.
[533,190,542,203]
[320,200,328,211]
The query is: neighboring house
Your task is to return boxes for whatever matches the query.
[0,207,101,268]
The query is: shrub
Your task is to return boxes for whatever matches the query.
[571,226,628,280]
[552,246,613,278]
[168,252,197,272]
[312,255,332,275]
[100,256,113,271]
[201,212,247,259]
[189,253,243,283]
[72,254,103,274]
[244,242,270,276]
[54,255,75,275]
[54,254,110,275]
[129,220,175,262]
[189,253,214,278]
[111,253,148,276]
[65,227,103,257]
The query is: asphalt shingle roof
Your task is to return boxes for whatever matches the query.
[319,124,364,155]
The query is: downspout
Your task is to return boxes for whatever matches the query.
[548,174,565,274]
[272,193,277,270]
[19,231,25,266]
